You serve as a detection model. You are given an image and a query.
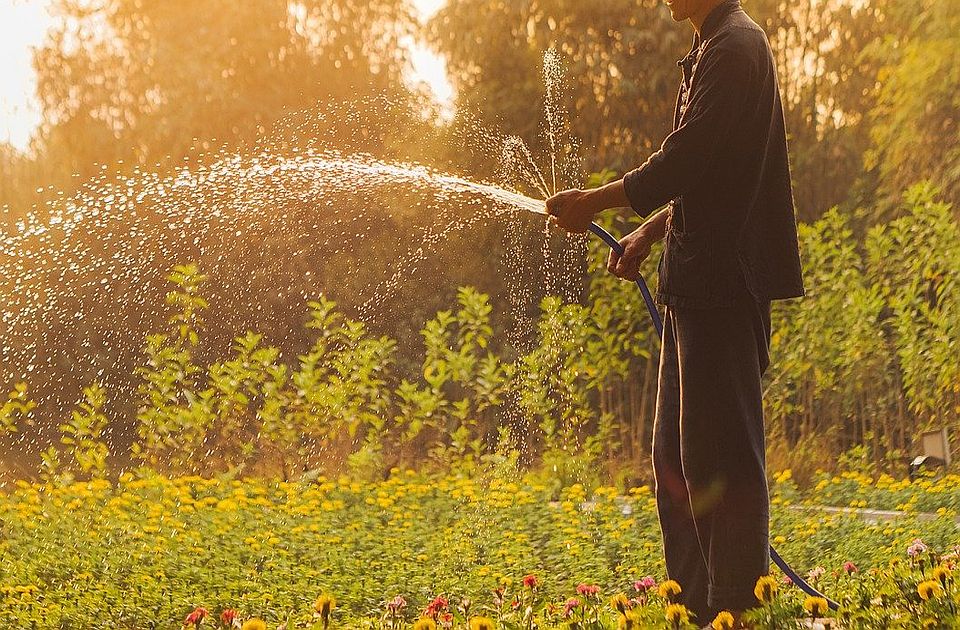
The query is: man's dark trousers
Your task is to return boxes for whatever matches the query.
[653,292,772,623]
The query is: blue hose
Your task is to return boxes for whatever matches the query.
[588,221,840,611]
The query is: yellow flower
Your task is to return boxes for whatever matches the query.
[610,592,631,615]
[618,610,642,629]
[413,619,438,630]
[918,579,943,601]
[469,617,496,630]
[754,576,778,604]
[241,620,267,630]
[711,611,735,630]
[658,579,682,602]
[314,593,336,617]
[932,565,951,586]
[665,603,690,627]
[803,596,829,617]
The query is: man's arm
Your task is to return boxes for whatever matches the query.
[607,207,669,281]
[622,44,750,217]
[546,43,751,229]
[543,179,632,233]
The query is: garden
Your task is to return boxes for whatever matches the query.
[2,185,960,628]
[3,470,960,628]
[3,0,960,628]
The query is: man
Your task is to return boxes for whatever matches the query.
[545,0,804,627]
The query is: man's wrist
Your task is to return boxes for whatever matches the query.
[590,180,629,212]
[648,208,669,239]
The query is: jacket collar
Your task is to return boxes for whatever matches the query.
[677,0,742,67]
[700,0,742,40]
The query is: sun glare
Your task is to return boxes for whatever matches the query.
[0,0,453,152]
[0,1,54,151]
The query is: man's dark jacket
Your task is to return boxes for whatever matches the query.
[623,0,805,308]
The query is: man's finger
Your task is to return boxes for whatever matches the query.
[615,250,638,277]
[607,249,620,275]
[618,250,640,280]
[544,198,560,216]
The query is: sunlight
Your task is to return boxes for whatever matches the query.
[0,1,54,151]
[0,0,454,151]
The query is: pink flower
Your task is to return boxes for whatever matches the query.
[183,607,208,626]
[387,595,407,614]
[633,576,657,592]
[807,567,825,581]
[782,574,793,585]
[576,583,600,597]
[563,598,580,618]
[523,574,539,589]
[843,561,858,574]
[908,539,928,558]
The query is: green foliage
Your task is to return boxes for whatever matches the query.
[400,287,509,470]
[864,184,960,424]
[766,184,960,476]
[516,297,611,491]
[133,265,213,473]
[0,384,34,436]
[431,0,682,179]
[863,1,960,210]
[58,383,111,481]
[13,183,960,483]
[166,264,208,346]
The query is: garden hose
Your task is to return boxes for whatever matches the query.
[587,221,840,611]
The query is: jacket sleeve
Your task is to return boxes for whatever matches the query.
[623,44,752,218]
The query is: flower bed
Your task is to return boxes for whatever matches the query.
[1,470,959,628]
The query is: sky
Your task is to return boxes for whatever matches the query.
[0,0,453,152]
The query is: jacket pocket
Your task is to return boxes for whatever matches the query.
[660,225,717,300]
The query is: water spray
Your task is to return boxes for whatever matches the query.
[586,220,840,611]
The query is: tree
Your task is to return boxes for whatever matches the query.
[863,0,960,213]
[429,0,685,184]
[8,0,421,213]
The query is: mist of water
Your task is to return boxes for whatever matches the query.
[0,49,588,471]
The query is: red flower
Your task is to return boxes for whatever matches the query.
[184,607,209,626]
[843,561,858,574]
[220,609,238,626]
[523,574,539,589]
[425,595,449,619]
[563,598,580,618]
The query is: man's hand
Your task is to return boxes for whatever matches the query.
[608,211,669,281]
[546,179,632,233]
[544,188,602,233]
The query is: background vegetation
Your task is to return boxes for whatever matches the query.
[1,0,959,481]
[3,180,958,485]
